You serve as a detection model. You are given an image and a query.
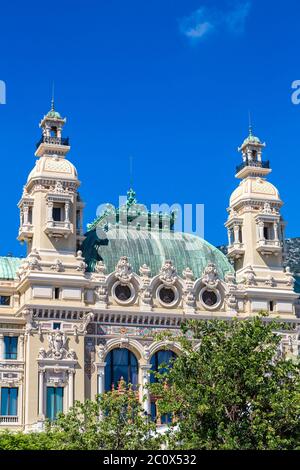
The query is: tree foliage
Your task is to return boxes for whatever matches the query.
[150,315,300,450]
[0,382,161,450]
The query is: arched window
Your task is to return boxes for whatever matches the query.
[105,348,138,391]
[150,349,176,383]
[150,349,177,424]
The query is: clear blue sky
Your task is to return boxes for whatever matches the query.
[1,0,300,257]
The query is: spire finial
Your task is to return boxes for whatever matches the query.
[51,82,55,111]
[248,110,253,137]
[129,155,133,189]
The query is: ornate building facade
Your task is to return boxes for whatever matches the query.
[0,106,299,431]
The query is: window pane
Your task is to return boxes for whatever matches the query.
[105,349,138,391]
[53,207,61,222]
[0,296,10,306]
[4,336,18,360]
[150,350,176,383]
[9,388,18,415]
[46,387,63,420]
[1,388,9,415]
[1,388,18,416]
[46,387,55,421]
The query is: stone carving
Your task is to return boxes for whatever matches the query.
[265,276,276,287]
[91,260,107,283]
[76,260,87,272]
[49,181,71,194]
[38,330,76,360]
[50,259,64,272]
[115,256,133,283]
[285,267,295,287]
[73,312,94,337]
[182,267,194,282]
[159,260,177,286]
[140,288,152,308]
[96,344,105,362]
[242,266,256,286]
[140,264,151,279]
[28,257,41,271]
[143,346,150,361]
[202,263,219,288]
[23,309,38,334]
[95,260,106,275]
[182,268,195,312]
[262,202,272,214]
[95,285,108,305]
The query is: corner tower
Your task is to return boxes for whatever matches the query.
[225,128,298,316]
[18,101,85,259]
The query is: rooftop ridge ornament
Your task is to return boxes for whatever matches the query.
[126,187,137,207]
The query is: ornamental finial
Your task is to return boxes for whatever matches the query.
[248,110,253,137]
[51,82,55,111]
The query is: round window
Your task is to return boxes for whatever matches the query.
[115,284,132,302]
[159,287,176,304]
[202,289,218,307]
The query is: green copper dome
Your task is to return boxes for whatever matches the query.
[47,110,62,119]
[0,257,23,280]
[82,191,233,279]
[82,228,233,280]
[46,98,62,119]
[242,134,261,146]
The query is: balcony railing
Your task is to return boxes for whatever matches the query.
[236,159,270,174]
[0,416,19,424]
[36,136,70,149]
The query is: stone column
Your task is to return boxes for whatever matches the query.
[38,370,45,417]
[65,202,70,223]
[18,335,24,361]
[0,334,4,360]
[258,221,264,240]
[47,202,53,223]
[140,365,151,415]
[233,225,240,244]
[68,369,74,408]
[20,209,23,228]
[23,205,29,225]
[227,229,232,246]
[97,364,106,395]
[274,222,279,241]
[18,383,23,423]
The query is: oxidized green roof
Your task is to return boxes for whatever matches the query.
[0,257,22,280]
[83,190,234,279]
[243,134,261,146]
[47,110,62,119]
[82,227,234,279]
[242,126,261,146]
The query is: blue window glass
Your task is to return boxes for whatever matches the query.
[53,322,61,330]
[0,296,10,306]
[1,387,18,416]
[105,348,138,391]
[150,350,176,383]
[4,336,18,360]
[150,350,176,424]
[46,387,64,421]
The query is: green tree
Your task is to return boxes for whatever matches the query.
[150,315,300,450]
[49,380,161,450]
[0,429,62,450]
[0,382,161,450]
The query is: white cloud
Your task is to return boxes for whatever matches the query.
[225,2,252,34]
[179,2,251,43]
[179,8,216,42]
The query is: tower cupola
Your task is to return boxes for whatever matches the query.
[35,98,70,158]
[236,126,270,179]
